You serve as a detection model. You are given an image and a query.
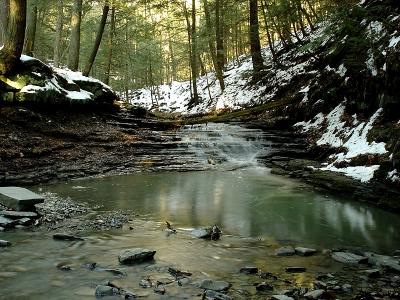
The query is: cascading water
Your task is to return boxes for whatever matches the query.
[177,123,269,170]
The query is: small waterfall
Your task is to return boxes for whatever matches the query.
[178,123,269,170]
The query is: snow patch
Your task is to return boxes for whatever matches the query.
[388,35,400,48]
[321,165,380,183]
[387,169,400,182]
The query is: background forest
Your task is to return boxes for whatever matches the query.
[0,0,355,100]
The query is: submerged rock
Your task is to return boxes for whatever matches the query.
[0,240,11,247]
[191,225,222,240]
[240,266,259,274]
[53,233,84,241]
[364,252,400,273]
[118,248,156,265]
[285,267,306,273]
[295,247,317,256]
[276,246,295,256]
[200,279,231,292]
[331,252,368,264]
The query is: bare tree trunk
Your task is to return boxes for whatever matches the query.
[23,1,37,57]
[260,0,277,63]
[190,0,199,104]
[249,0,264,79]
[0,0,26,75]
[104,4,115,85]
[53,0,63,67]
[0,0,10,46]
[202,0,217,73]
[82,1,109,77]
[215,0,225,91]
[68,0,82,71]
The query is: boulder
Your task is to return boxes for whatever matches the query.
[295,247,317,256]
[118,248,156,265]
[331,252,368,264]
[0,216,17,228]
[200,279,231,292]
[364,252,400,273]
[276,246,295,256]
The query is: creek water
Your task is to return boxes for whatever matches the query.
[1,123,399,299]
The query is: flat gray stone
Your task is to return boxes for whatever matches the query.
[200,279,231,292]
[0,216,17,228]
[364,252,400,273]
[295,247,317,256]
[276,246,295,256]
[331,252,368,264]
[204,290,232,300]
[118,248,156,265]
[0,240,11,247]
[0,211,38,218]
[304,289,325,299]
[0,187,44,211]
[272,295,294,300]
[18,218,32,225]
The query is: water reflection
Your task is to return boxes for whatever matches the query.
[41,168,400,253]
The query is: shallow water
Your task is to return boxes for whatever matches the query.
[1,123,399,299]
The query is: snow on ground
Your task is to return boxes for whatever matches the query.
[127,24,327,115]
[295,102,387,183]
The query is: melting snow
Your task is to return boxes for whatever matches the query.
[388,34,400,48]
[296,103,387,182]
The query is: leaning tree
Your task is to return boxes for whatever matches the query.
[0,0,26,75]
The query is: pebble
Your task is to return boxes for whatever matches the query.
[239,266,259,274]
[304,289,325,299]
[154,285,165,295]
[272,295,294,300]
[256,282,274,291]
[95,285,119,297]
[0,239,11,247]
[342,284,353,293]
[200,279,231,292]
[204,290,232,300]
[314,281,327,290]
[275,246,295,256]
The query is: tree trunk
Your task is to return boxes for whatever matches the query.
[68,0,82,71]
[0,0,10,46]
[190,0,199,104]
[82,1,109,77]
[0,0,26,75]
[53,0,63,67]
[215,0,225,91]
[23,1,37,57]
[104,4,115,85]
[202,0,217,73]
[249,0,264,79]
[260,0,277,63]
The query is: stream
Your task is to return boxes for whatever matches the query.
[1,123,400,299]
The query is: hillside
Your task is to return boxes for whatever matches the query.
[128,0,400,192]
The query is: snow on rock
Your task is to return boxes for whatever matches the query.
[14,55,115,104]
[387,169,400,182]
[388,34,400,48]
[321,165,380,183]
[296,102,387,182]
